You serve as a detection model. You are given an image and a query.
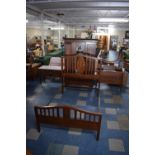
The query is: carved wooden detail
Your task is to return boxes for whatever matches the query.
[76,55,86,74]
[61,53,100,94]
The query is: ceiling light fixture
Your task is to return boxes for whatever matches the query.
[108,25,115,28]
[98,18,128,23]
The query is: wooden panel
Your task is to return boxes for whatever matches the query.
[64,38,98,56]
[64,41,72,55]
[86,42,96,55]
[97,35,108,51]
[76,55,86,74]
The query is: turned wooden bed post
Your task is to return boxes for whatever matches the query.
[61,56,64,93]
[34,107,40,132]
[96,114,102,140]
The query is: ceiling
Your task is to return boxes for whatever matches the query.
[26,0,129,29]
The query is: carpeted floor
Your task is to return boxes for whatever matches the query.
[26,79,129,155]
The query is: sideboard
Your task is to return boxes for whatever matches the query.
[64,38,98,56]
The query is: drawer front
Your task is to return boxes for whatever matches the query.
[99,72,123,85]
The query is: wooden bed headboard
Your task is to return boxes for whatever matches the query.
[61,53,99,75]
[34,105,102,140]
[61,53,100,96]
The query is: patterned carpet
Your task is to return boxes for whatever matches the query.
[26,79,129,155]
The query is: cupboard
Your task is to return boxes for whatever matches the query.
[97,35,108,51]
[64,38,98,56]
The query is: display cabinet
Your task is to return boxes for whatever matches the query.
[64,38,98,56]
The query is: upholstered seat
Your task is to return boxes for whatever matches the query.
[49,57,61,66]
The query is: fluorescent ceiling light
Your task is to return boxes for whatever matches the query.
[97,26,108,29]
[43,20,56,24]
[98,18,128,22]
[50,27,64,30]
[97,27,108,34]
[108,25,115,28]
[26,19,28,23]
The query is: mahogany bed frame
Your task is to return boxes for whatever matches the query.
[34,105,102,140]
[61,53,100,94]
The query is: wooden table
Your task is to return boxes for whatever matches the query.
[38,65,61,82]
[26,63,41,80]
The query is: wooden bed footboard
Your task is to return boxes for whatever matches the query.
[34,105,102,140]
